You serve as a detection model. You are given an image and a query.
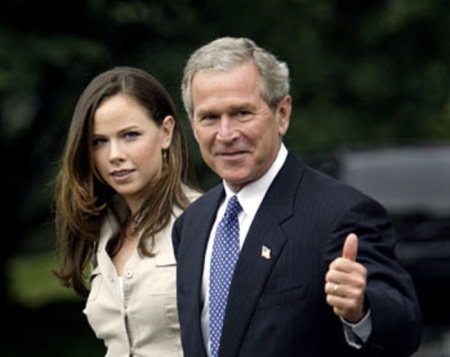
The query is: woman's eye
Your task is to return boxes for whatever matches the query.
[92,137,107,146]
[124,131,140,139]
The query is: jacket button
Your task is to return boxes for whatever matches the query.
[125,271,133,279]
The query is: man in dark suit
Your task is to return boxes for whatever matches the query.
[172,36,421,356]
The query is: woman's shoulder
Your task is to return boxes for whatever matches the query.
[170,185,203,219]
[183,184,203,203]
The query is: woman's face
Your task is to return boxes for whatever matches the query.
[91,94,174,212]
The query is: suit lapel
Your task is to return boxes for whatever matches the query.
[177,186,225,356]
[219,153,305,356]
[185,185,225,296]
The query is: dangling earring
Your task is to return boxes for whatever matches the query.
[162,149,169,165]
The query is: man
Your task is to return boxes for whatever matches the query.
[172,37,421,356]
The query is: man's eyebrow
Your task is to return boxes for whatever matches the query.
[194,108,214,118]
[194,103,255,117]
[229,103,254,111]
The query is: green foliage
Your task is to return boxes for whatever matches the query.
[0,1,448,354]
[8,253,78,308]
[0,0,448,299]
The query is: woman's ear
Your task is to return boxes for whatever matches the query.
[161,115,175,149]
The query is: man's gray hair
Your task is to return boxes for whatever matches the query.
[181,37,290,120]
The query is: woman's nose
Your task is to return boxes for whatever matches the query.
[108,141,125,164]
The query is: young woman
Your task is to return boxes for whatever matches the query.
[53,66,201,356]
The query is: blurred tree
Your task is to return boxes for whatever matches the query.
[0,0,203,308]
[0,0,448,313]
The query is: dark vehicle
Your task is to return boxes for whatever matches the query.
[306,143,450,323]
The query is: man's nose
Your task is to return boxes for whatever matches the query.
[216,116,238,142]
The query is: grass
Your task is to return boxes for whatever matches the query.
[8,252,78,308]
[6,252,105,356]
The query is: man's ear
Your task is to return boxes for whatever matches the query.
[277,95,291,136]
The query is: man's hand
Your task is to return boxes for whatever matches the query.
[324,233,367,322]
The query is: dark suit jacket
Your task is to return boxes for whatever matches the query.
[172,152,421,356]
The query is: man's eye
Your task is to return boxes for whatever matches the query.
[202,115,217,121]
[196,115,218,126]
[237,110,251,117]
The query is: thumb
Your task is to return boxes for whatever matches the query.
[342,233,358,261]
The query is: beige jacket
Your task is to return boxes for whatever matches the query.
[83,187,201,357]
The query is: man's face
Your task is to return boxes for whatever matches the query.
[190,62,291,192]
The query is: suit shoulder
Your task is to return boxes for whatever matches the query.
[302,163,388,211]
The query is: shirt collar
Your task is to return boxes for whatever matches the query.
[223,143,288,217]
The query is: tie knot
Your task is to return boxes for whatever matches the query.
[225,195,241,218]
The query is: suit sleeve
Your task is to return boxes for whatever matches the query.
[326,196,422,355]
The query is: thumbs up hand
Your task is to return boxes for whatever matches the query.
[324,233,368,323]
[342,232,358,261]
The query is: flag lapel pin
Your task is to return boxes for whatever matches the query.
[261,245,271,260]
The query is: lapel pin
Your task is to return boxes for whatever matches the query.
[261,245,271,260]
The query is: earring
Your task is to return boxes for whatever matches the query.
[162,149,169,164]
